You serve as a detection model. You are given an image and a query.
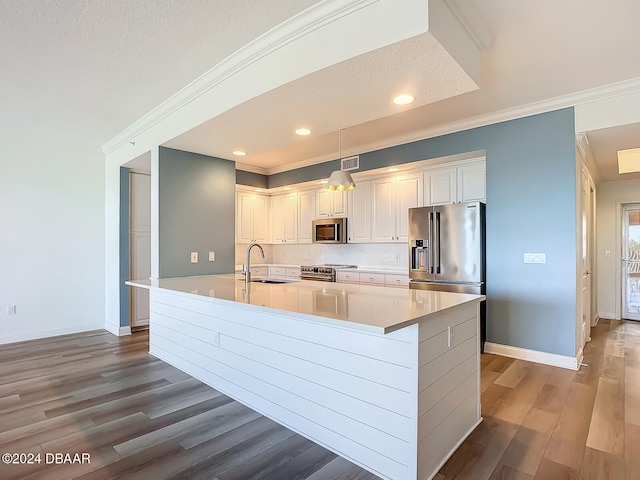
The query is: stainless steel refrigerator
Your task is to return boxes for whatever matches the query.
[408,201,486,347]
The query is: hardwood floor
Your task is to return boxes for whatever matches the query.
[0,318,637,479]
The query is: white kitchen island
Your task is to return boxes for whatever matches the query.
[126,274,484,480]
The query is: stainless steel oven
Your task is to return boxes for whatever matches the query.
[300,264,356,282]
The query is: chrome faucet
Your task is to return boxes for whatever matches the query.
[242,242,265,283]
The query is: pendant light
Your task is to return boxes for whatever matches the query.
[326,128,356,191]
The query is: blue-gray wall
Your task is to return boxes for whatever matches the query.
[159,147,236,277]
[119,167,130,328]
[258,108,578,357]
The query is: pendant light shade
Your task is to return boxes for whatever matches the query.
[326,128,356,191]
[326,170,356,191]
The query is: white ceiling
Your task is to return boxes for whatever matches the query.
[4,0,640,183]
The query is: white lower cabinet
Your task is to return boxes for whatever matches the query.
[266,266,301,279]
[268,266,286,278]
[337,271,409,288]
[336,271,360,284]
[359,273,385,286]
[384,274,410,288]
[250,266,268,277]
[286,267,301,279]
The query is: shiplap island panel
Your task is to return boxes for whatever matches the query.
[127,274,484,480]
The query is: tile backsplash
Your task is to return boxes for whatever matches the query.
[235,243,408,270]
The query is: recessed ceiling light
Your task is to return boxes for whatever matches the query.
[388,167,399,172]
[284,187,292,191]
[295,128,311,136]
[393,94,415,105]
[232,150,246,156]
[320,180,328,184]
[618,148,640,174]
[255,188,263,192]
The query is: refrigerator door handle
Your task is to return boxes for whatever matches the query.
[428,211,434,274]
[435,211,441,274]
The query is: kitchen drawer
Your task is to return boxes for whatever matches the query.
[359,272,385,285]
[337,271,360,284]
[286,267,301,279]
[269,266,286,277]
[385,274,409,288]
[250,266,268,276]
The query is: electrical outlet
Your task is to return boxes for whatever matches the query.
[524,252,546,264]
[190,252,198,263]
[7,305,16,315]
[605,250,611,258]
[209,251,215,262]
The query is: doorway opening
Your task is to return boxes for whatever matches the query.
[622,203,640,321]
[129,171,151,331]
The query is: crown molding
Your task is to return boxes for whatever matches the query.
[102,0,378,156]
[443,0,494,50]
[235,162,268,175]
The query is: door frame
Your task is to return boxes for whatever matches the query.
[621,203,640,320]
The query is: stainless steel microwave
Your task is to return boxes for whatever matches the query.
[312,218,347,244]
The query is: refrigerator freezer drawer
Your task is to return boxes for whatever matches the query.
[409,281,483,295]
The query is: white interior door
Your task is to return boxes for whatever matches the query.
[622,204,640,321]
[130,172,151,328]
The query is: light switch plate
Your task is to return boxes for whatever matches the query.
[190,252,198,263]
[524,252,546,264]
[209,251,215,262]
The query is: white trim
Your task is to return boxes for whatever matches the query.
[104,321,119,336]
[484,342,579,371]
[0,323,105,345]
[597,312,617,321]
[102,0,380,156]
[235,162,268,175]
[443,0,494,50]
[119,326,132,336]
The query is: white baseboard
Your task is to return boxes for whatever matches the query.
[484,342,579,370]
[104,322,119,336]
[119,326,132,336]
[597,312,617,321]
[0,323,104,345]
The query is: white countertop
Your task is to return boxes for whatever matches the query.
[127,274,484,334]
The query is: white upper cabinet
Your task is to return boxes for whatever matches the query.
[236,157,484,246]
[396,174,423,242]
[457,161,486,203]
[371,178,394,242]
[271,192,298,244]
[372,172,423,243]
[316,189,347,217]
[236,192,270,243]
[297,190,316,244]
[424,158,486,205]
[424,167,456,206]
[347,180,371,243]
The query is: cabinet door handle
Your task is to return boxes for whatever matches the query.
[447,326,452,348]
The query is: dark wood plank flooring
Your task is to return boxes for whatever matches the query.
[0,318,637,479]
